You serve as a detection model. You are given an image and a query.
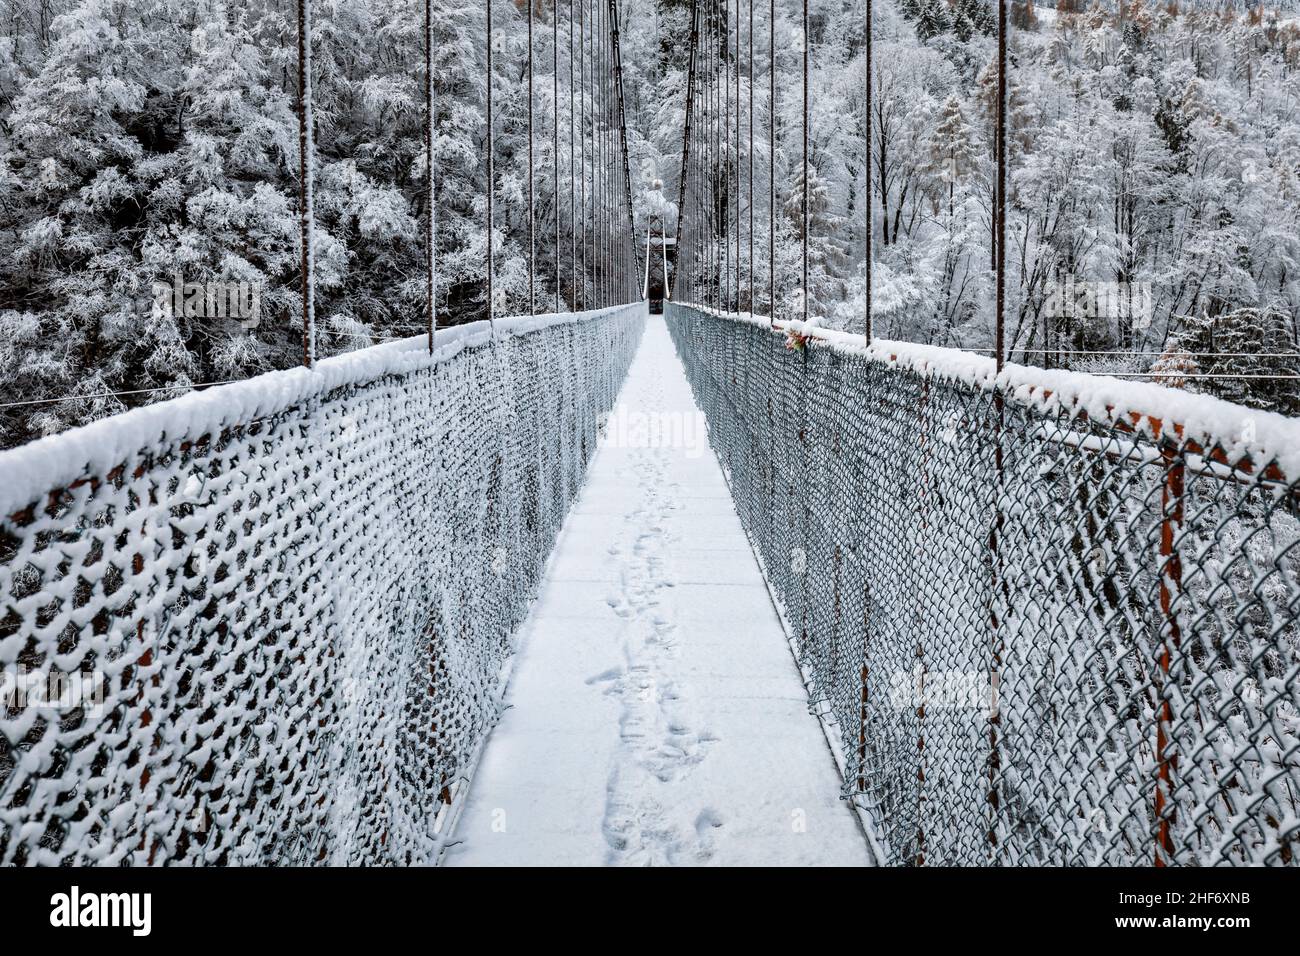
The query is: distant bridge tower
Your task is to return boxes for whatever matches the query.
[641,214,673,314]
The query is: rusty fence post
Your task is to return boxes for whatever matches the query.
[1155,437,1184,866]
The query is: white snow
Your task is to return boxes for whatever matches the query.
[442,316,872,867]
[693,305,1300,484]
[0,307,629,518]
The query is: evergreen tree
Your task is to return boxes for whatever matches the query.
[925,94,980,216]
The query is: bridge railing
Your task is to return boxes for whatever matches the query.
[0,304,645,865]
[667,302,1300,866]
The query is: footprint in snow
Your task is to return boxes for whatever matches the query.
[585,667,623,686]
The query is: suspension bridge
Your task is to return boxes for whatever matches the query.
[0,0,1298,868]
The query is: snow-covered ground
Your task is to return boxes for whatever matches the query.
[443,316,872,867]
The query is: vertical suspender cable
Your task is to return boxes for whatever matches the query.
[723,0,730,311]
[554,0,561,313]
[593,0,601,307]
[768,0,774,324]
[607,2,615,303]
[528,0,535,316]
[643,226,652,299]
[747,0,753,313]
[608,3,614,304]
[703,2,709,309]
[601,0,606,304]
[801,0,809,327]
[712,0,719,311]
[672,0,699,302]
[731,0,737,310]
[425,0,436,353]
[733,0,743,310]
[989,0,1009,857]
[707,1,717,308]
[596,0,601,307]
[688,16,696,303]
[597,0,605,306]
[865,0,872,342]
[605,0,611,303]
[706,0,713,309]
[717,0,722,313]
[570,0,577,309]
[598,0,603,305]
[701,3,707,308]
[605,1,611,304]
[296,0,315,367]
[609,0,636,299]
[599,2,604,308]
[695,12,703,306]
[689,27,696,304]
[580,0,587,309]
[661,220,670,300]
[732,0,738,311]
[486,0,495,331]
[709,0,714,310]
[600,0,605,304]
[599,0,604,307]
[995,0,1006,371]
[608,2,614,304]
[795,0,806,327]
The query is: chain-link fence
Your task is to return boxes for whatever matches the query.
[0,306,645,865]
[667,303,1300,866]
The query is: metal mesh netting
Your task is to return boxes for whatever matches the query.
[667,303,1300,867]
[0,306,644,866]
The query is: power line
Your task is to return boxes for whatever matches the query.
[959,348,1300,359]
[0,381,253,411]
[1106,373,1300,381]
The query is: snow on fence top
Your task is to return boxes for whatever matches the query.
[0,304,645,865]
[0,308,624,521]
[702,305,1300,487]
[668,302,1300,866]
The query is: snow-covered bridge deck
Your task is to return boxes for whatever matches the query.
[444,316,871,866]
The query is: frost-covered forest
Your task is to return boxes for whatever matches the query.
[0,0,1298,449]
[658,0,1300,414]
[0,0,666,447]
